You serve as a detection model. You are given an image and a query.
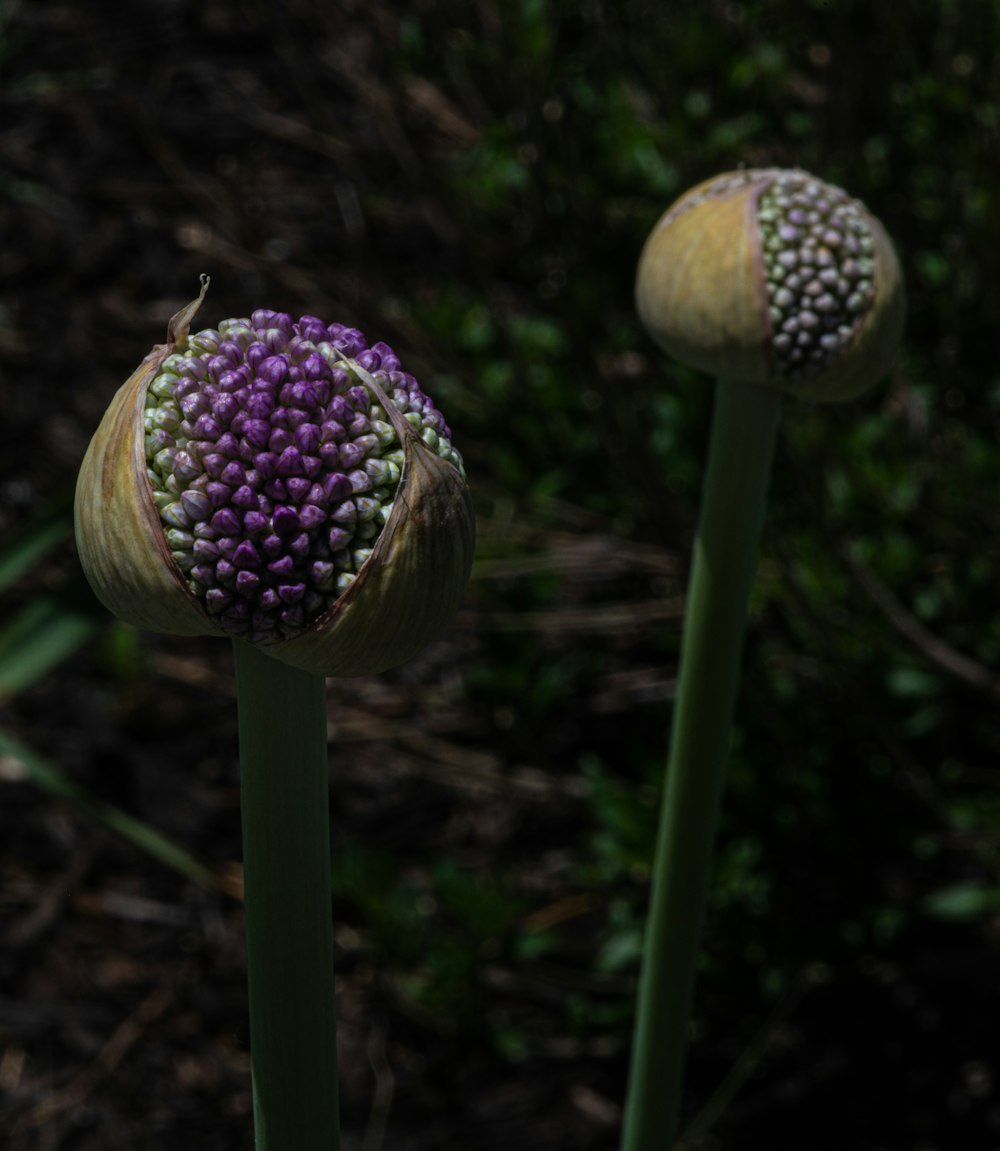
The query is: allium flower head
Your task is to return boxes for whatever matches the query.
[76,281,475,676]
[635,168,904,401]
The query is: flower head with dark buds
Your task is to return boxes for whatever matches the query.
[635,168,905,401]
[76,280,475,676]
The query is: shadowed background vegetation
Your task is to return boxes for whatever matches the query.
[1,1,999,1148]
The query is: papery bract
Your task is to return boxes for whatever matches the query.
[75,279,475,676]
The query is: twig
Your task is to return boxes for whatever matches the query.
[675,971,811,1149]
[362,1021,394,1151]
[845,549,1000,701]
[10,972,184,1135]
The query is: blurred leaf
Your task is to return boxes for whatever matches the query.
[924,882,1000,922]
[433,858,522,939]
[0,505,71,595]
[886,665,940,700]
[0,727,233,895]
[595,924,644,974]
[0,597,98,701]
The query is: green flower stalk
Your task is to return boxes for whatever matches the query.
[75,278,475,1150]
[623,169,904,1151]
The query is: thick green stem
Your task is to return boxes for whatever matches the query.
[233,640,340,1151]
[622,380,782,1151]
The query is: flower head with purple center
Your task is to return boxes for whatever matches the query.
[143,311,464,643]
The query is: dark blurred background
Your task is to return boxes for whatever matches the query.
[1,1,999,1148]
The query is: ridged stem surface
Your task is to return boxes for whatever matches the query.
[622,379,782,1151]
[234,640,340,1151]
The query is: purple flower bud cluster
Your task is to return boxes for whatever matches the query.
[756,172,876,382]
[143,311,464,643]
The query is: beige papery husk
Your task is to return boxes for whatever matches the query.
[75,278,476,676]
[635,170,905,403]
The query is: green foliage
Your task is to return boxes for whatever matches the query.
[579,755,660,886]
[0,726,226,893]
[332,842,526,1023]
[925,882,1000,922]
[0,596,96,701]
[0,503,101,700]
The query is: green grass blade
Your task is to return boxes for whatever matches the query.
[0,597,98,701]
[0,504,71,596]
[0,726,233,895]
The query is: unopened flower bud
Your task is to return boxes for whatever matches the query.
[75,278,475,676]
[635,168,905,401]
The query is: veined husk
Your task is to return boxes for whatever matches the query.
[635,170,905,402]
[74,283,476,677]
